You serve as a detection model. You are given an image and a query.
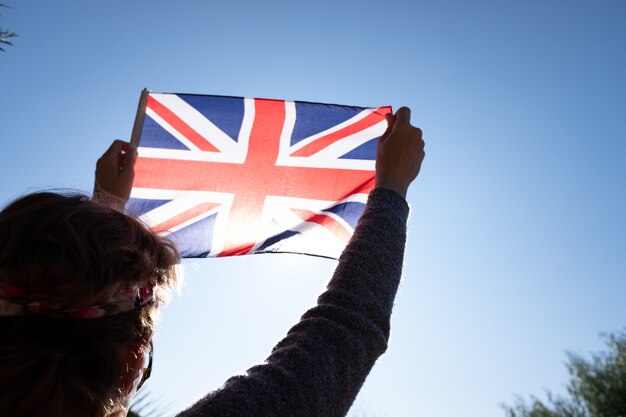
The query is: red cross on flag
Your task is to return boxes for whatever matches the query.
[127,90,391,259]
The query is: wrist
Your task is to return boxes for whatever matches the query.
[374,178,408,198]
[93,186,128,211]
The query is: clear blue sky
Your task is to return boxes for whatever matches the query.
[1,1,625,416]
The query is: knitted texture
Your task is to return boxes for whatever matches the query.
[177,187,410,417]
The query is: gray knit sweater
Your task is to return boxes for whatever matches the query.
[177,187,410,417]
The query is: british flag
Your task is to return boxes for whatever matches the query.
[127,92,391,258]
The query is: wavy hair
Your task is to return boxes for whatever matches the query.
[0,192,179,417]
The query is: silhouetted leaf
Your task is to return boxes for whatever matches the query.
[0,2,16,52]
[128,388,174,417]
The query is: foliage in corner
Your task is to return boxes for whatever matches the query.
[128,388,173,417]
[0,3,17,52]
[503,331,626,417]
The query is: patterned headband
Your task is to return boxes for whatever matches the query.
[0,280,156,319]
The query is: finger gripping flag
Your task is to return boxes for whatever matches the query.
[126,92,391,259]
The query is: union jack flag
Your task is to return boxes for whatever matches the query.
[127,92,391,258]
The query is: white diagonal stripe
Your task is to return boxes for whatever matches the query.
[288,107,377,154]
[145,109,201,152]
[129,188,233,257]
[303,120,386,161]
[151,93,239,154]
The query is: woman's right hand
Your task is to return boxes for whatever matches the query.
[375,107,425,198]
[93,140,138,210]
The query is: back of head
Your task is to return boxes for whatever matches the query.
[0,192,179,417]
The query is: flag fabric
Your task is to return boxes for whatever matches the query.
[127,92,391,259]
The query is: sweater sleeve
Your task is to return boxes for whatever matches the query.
[176,187,410,417]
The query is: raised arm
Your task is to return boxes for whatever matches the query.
[178,107,425,417]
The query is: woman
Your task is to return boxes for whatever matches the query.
[0,107,424,417]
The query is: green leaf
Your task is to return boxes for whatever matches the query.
[502,331,626,417]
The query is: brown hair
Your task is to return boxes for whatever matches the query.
[0,192,179,417]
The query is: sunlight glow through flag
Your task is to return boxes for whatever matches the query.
[127,92,391,258]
